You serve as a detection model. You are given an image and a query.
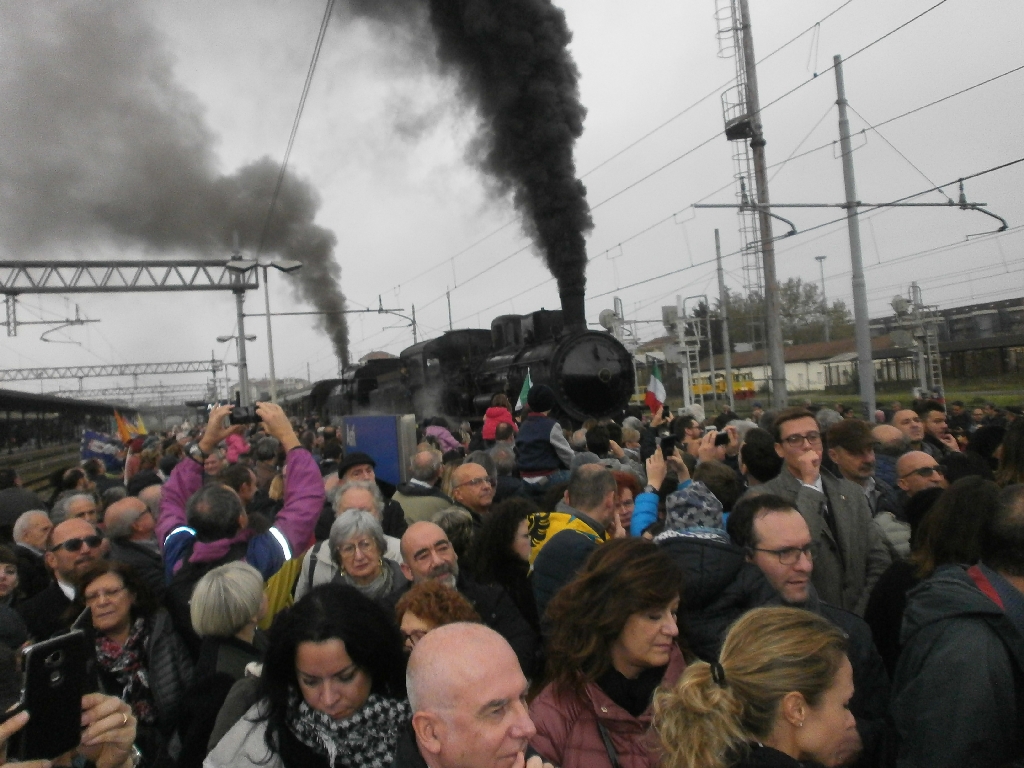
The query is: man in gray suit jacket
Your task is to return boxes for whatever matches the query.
[744,407,891,615]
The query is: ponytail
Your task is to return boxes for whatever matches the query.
[654,661,746,768]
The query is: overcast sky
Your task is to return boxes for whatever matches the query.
[1,0,1021,400]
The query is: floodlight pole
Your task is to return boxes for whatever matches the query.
[262,265,278,403]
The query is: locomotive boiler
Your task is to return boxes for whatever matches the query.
[298,289,636,425]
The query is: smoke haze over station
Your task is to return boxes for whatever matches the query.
[0,2,351,363]
[0,0,595,370]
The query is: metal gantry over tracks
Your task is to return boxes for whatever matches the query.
[0,260,260,337]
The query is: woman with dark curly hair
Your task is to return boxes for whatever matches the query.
[529,538,685,768]
[464,497,540,632]
[394,580,480,652]
[205,583,408,768]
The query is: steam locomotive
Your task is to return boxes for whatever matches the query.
[286,299,636,426]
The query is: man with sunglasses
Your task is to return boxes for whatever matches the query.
[16,517,103,640]
[745,407,891,616]
[729,493,891,767]
[895,451,948,497]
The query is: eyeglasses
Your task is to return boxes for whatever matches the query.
[751,543,816,565]
[455,476,493,489]
[899,465,944,480]
[339,539,378,558]
[83,585,127,604]
[50,534,104,553]
[782,431,822,447]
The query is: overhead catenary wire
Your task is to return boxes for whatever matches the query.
[255,0,336,257]
[380,0,863,297]
[587,156,1024,301]
[348,2,989,358]
[384,0,965,322]
[352,149,1024,355]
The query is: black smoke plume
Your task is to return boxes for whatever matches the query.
[0,2,349,363]
[347,0,594,327]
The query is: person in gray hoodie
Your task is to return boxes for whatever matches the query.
[890,484,1024,768]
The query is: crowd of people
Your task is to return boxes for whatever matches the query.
[0,387,1022,768]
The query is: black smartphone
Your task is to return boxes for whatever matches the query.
[715,430,730,446]
[660,435,678,458]
[14,631,89,761]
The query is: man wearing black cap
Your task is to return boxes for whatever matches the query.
[337,451,407,538]
[513,384,574,484]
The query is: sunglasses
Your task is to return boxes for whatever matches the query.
[50,534,104,553]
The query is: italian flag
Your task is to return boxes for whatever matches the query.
[515,368,532,412]
[645,362,666,413]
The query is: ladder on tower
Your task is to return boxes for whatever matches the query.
[681,320,704,407]
[925,323,943,396]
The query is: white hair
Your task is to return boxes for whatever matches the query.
[333,480,383,518]
[190,561,264,638]
[50,493,94,524]
[12,510,48,544]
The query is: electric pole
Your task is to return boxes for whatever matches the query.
[737,0,787,409]
[834,54,876,422]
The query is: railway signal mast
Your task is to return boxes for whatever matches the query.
[714,0,787,409]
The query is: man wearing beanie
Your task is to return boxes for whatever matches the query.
[514,384,574,483]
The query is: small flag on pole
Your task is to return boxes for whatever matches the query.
[644,361,667,413]
[515,368,533,412]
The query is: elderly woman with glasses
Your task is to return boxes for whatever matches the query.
[295,509,408,604]
[73,559,194,766]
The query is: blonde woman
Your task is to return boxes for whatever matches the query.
[654,607,856,768]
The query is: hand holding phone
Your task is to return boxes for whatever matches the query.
[0,710,49,768]
[14,631,89,761]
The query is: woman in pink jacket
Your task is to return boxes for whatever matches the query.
[482,393,518,441]
[530,539,686,768]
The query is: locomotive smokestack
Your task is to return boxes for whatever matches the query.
[559,286,587,333]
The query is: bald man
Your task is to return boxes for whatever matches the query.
[398,623,551,768]
[105,496,164,597]
[450,463,495,523]
[896,451,947,497]
[17,518,103,640]
[397,522,539,678]
[891,410,931,454]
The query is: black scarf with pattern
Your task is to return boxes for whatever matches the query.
[285,693,410,768]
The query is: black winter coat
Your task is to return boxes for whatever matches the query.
[799,588,892,768]
[108,538,166,599]
[80,609,195,739]
[655,532,778,660]
[385,573,541,679]
[731,745,823,768]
